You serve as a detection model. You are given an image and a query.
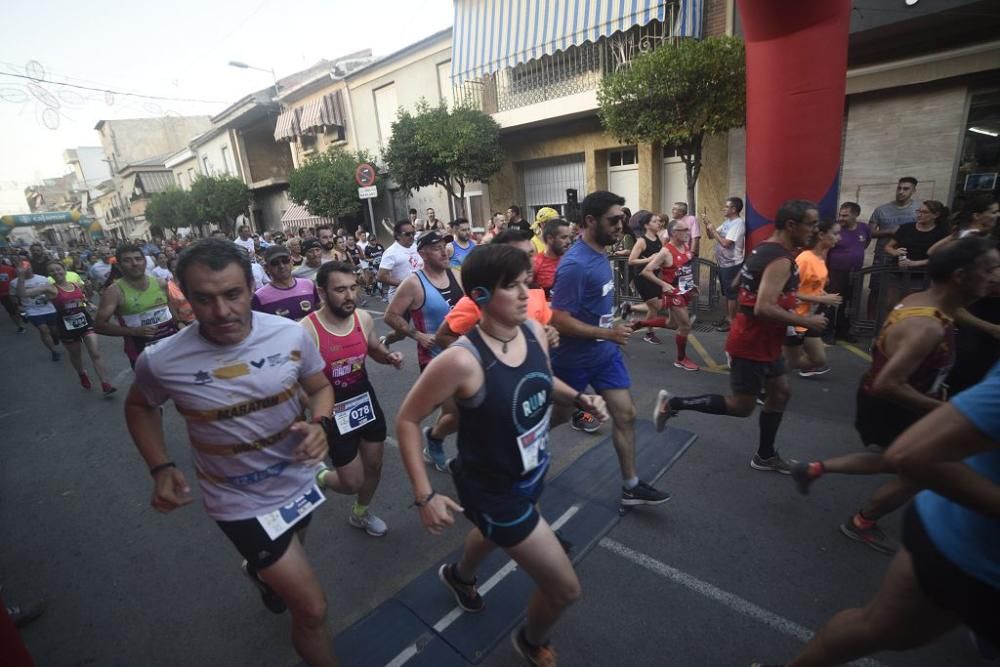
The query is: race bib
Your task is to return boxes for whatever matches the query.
[122,305,172,328]
[256,484,325,540]
[677,266,695,293]
[63,312,88,330]
[332,392,376,435]
[517,408,551,472]
[598,313,614,329]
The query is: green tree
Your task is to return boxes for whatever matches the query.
[189,175,251,236]
[384,101,503,215]
[288,146,377,222]
[145,188,200,236]
[598,36,746,212]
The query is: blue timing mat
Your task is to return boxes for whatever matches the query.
[300,420,696,667]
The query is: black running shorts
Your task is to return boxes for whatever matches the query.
[729,356,786,396]
[904,505,999,643]
[327,391,387,467]
[854,390,920,448]
[451,464,543,549]
[217,513,313,570]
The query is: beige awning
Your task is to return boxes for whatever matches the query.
[300,92,346,134]
[273,107,302,142]
[280,204,335,229]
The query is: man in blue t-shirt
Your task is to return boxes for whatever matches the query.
[550,190,671,508]
[775,360,1000,665]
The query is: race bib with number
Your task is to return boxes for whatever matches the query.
[332,392,376,435]
[122,305,172,329]
[516,408,551,472]
[256,484,326,540]
[62,312,88,330]
[598,313,614,329]
[677,267,695,293]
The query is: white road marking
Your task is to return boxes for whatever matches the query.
[385,504,581,667]
[599,538,886,667]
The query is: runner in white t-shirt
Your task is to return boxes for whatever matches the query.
[125,238,351,667]
[376,220,424,345]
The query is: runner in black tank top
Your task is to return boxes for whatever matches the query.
[395,244,609,665]
[653,200,827,475]
[627,212,668,344]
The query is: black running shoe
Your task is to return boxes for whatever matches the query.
[241,560,286,614]
[621,481,672,506]
[438,563,484,613]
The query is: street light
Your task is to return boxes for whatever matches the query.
[228,60,278,90]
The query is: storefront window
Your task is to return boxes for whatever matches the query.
[955,90,1000,207]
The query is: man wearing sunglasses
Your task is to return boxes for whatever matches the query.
[252,245,319,321]
[376,220,423,302]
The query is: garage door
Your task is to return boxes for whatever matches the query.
[522,155,586,217]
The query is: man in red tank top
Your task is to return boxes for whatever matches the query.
[635,218,700,370]
[301,261,404,538]
[653,200,827,473]
[791,236,1000,554]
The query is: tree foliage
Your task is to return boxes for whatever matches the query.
[598,36,746,210]
[189,175,251,235]
[145,188,199,232]
[288,146,378,220]
[384,101,503,213]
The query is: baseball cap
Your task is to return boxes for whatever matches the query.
[535,207,560,225]
[302,239,322,252]
[264,245,291,262]
[417,230,446,250]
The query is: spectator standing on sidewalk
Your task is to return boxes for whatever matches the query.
[827,202,870,341]
[701,197,745,332]
[868,177,920,317]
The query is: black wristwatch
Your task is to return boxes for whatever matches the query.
[312,415,335,437]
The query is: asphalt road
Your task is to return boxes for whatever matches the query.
[0,303,979,666]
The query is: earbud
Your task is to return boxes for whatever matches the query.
[471,286,491,305]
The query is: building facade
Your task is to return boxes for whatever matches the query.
[343,30,460,232]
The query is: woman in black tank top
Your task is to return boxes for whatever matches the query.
[628,212,668,340]
[395,244,608,662]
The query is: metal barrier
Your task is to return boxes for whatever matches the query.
[844,264,929,339]
[611,255,721,313]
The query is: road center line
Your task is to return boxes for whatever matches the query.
[599,538,886,667]
[386,504,581,667]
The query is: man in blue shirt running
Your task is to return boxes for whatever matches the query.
[549,190,671,507]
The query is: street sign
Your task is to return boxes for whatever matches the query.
[355,163,377,187]
[358,185,378,199]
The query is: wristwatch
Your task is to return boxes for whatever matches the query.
[311,415,335,436]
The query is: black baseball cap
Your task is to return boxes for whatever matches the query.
[417,230,446,250]
[302,239,322,252]
[264,245,291,262]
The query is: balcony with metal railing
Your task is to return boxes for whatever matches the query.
[453,16,675,119]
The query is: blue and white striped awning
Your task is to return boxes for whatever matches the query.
[451,0,703,85]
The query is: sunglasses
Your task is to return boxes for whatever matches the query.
[269,257,291,266]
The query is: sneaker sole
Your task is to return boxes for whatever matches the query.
[673,362,699,371]
[838,523,896,555]
[642,337,662,345]
[570,424,600,433]
[653,389,672,433]
[438,565,484,613]
[749,460,793,475]
[621,494,672,506]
